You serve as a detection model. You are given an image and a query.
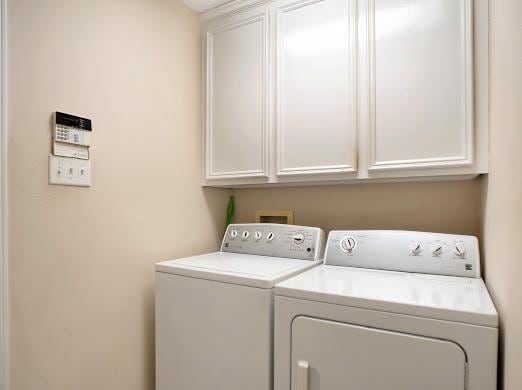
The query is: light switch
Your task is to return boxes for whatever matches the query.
[49,155,91,187]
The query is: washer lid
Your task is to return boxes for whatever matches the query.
[275,265,498,327]
[156,252,321,288]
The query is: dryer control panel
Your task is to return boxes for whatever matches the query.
[325,230,480,278]
[221,223,325,261]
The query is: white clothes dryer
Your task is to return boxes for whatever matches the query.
[274,230,498,390]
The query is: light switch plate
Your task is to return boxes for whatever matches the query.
[49,155,91,187]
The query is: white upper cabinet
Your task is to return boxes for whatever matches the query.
[276,0,357,175]
[367,0,474,171]
[201,0,488,187]
[204,8,270,179]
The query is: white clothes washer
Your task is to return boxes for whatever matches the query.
[156,223,325,390]
[274,230,498,390]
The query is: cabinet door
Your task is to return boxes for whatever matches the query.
[368,0,474,171]
[276,0,357,176]
[205,9,270,179]
[291,316,466,390]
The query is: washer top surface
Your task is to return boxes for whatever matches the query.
[156,252,321,289]
[275,265,498,327]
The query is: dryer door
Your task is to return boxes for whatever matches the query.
[291,317,466,390]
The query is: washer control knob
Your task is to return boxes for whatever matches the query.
[339,236,357,252]
[267,232,275,242]
[454,243,466,257]
[230,230,238,238]
[293,233,305,245]
[242,231,250,240]
[254,231,262,241]
[431,243,443,256]
[410,241,422,255]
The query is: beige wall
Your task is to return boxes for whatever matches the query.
[6,0,521,390]
[233,180,483,237]
[7,1,230,389]
[481,1,522,389]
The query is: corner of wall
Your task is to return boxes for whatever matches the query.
[0,140,8,390]
[0,0,8,387]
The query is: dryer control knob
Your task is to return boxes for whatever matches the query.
[254,231,262,241]
[293,233,305,245]
[454,243,466,257]
[242,231,250,240]
[230,230,238,238]
[431,244,443,256]
[267,232,275,241]
[340,236,357,252]
[410,241,422,255]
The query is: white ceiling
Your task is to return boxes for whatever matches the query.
[182,0,233,13]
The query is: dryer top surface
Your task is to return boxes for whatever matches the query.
[275,265,498,327]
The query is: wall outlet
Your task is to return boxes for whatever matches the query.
[49,155,91,187]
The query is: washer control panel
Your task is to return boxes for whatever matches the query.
[221,224,325,261]
[325,230,480,278]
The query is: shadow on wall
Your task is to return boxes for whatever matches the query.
[143,187,231,389]
[203,187,233,238]
[143,284,155,390]
[232,179,483,237]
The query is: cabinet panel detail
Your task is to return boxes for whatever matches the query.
[206,11,270,179]
[368,0,474,171]
[276,0,357,175]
